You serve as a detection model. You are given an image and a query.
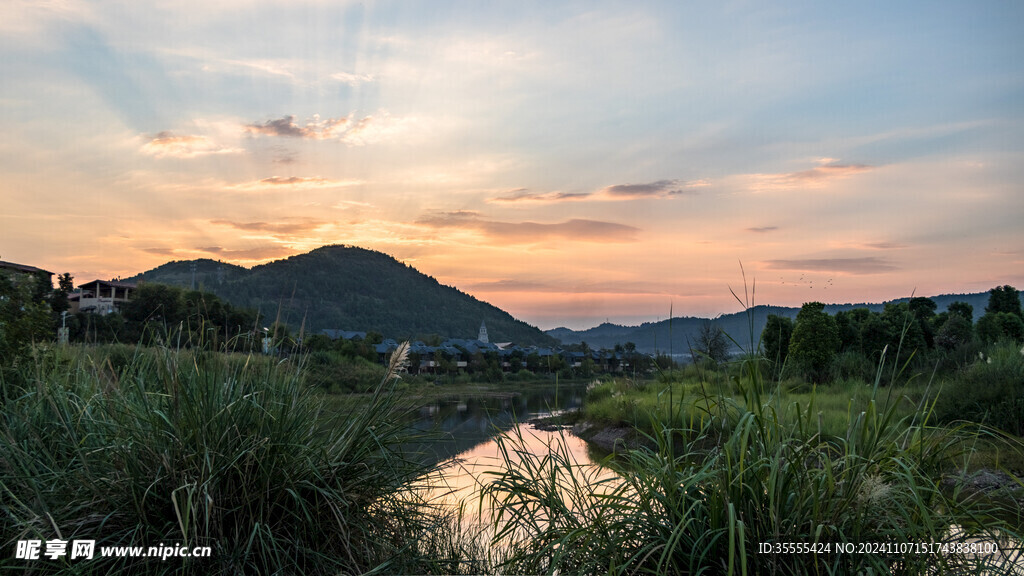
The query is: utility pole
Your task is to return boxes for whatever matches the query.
[190,262,197,290]
[58,311,69,345]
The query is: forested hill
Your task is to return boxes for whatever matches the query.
[127,246,556,345]
[548,291,1021,354]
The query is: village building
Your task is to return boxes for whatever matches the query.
[0,260,53,287]
[71,279,137,315]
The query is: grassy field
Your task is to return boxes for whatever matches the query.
[0,343,482,575]
[4,339,1023,575]
[482,348,1024,575]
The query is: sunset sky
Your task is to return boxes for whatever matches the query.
[2,1,1022,329]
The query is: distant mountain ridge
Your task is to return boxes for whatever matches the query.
[547,291,1023,355]
[126,246,556,345]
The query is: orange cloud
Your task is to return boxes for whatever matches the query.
[194,245,297,261]
[489,190,591,204]
[488,179,707,204]
[210,218,326,236]
[140,131,243,159]
[417,211,639,243]
[762,257,897,275]
[228,176,365,192]
[599,179,703,199]
[748,161,873,191]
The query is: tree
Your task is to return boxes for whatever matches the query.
[787,302,840,383]
[935,315,974,351]
[124,283,185,324]
[693,321,729,365]
[51,272,74,316]
[985,285,1022,318]
[977,285,1024,344]
[761,314,794,377]
[859,313,894,361]
[834,310,860,352]
[947,301,974,323]
[908,297,937,349]
[977,312,1024,344]
[881,302,927,366]
[0,273,53,370]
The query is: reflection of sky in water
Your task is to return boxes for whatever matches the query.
[419,422,620,543]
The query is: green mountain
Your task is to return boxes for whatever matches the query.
[128,246,556,345]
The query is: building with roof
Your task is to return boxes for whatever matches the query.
[0,260,53,287]
[72,279,137,315]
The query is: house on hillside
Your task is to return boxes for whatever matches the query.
[0,260,53,287]
[72,279,137,315]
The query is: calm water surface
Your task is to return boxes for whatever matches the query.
[401,385,1024,574]
[406,384,616,532]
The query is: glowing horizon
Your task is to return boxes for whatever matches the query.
[2,1,1022,331]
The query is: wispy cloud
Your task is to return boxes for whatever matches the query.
[862,241,909,250]
[140,131,243,159]
[489,190,591,204]
[600,179,704,199]
[210,218,326,236]
[464,278,671,295]
[245,112,419,145]
[245,115,347,139]
[746,226,778,233]
[762,257,898,275]
[417,211,639,243]
[748,160,874,192]
[330,71,375,86]
[489,179,706,204]
[228,176,364,192]
[194,245,296,260]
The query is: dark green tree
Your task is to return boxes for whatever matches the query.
[881,302,927,366]
[947,301,974,323]
[860,313,894,361]
[976,285,1024,344]
[761,314,794,377]
[788,302,840,383]
[935,315,974,351]
[0,273,53,372]
[908,297,937,349]
[51,272,74,316]
[124,283,185,324]
[985,285,1022,318]
[834,309,864,352]
[977,312,1024,344]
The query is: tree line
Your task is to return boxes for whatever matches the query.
[762,285,1023,384]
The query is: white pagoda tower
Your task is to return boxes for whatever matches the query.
[478,320,489,343]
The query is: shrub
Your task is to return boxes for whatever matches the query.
[938,341,1024,436]
[828,350,876,383]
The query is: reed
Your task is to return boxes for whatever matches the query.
[483,339,1024,575]
[1,341,473,574]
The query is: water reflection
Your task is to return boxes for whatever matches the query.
[405,385,612,545]
[404,385,586,467]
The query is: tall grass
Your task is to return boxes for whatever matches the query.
[1,342,473,574]
[484,345,1024,575]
